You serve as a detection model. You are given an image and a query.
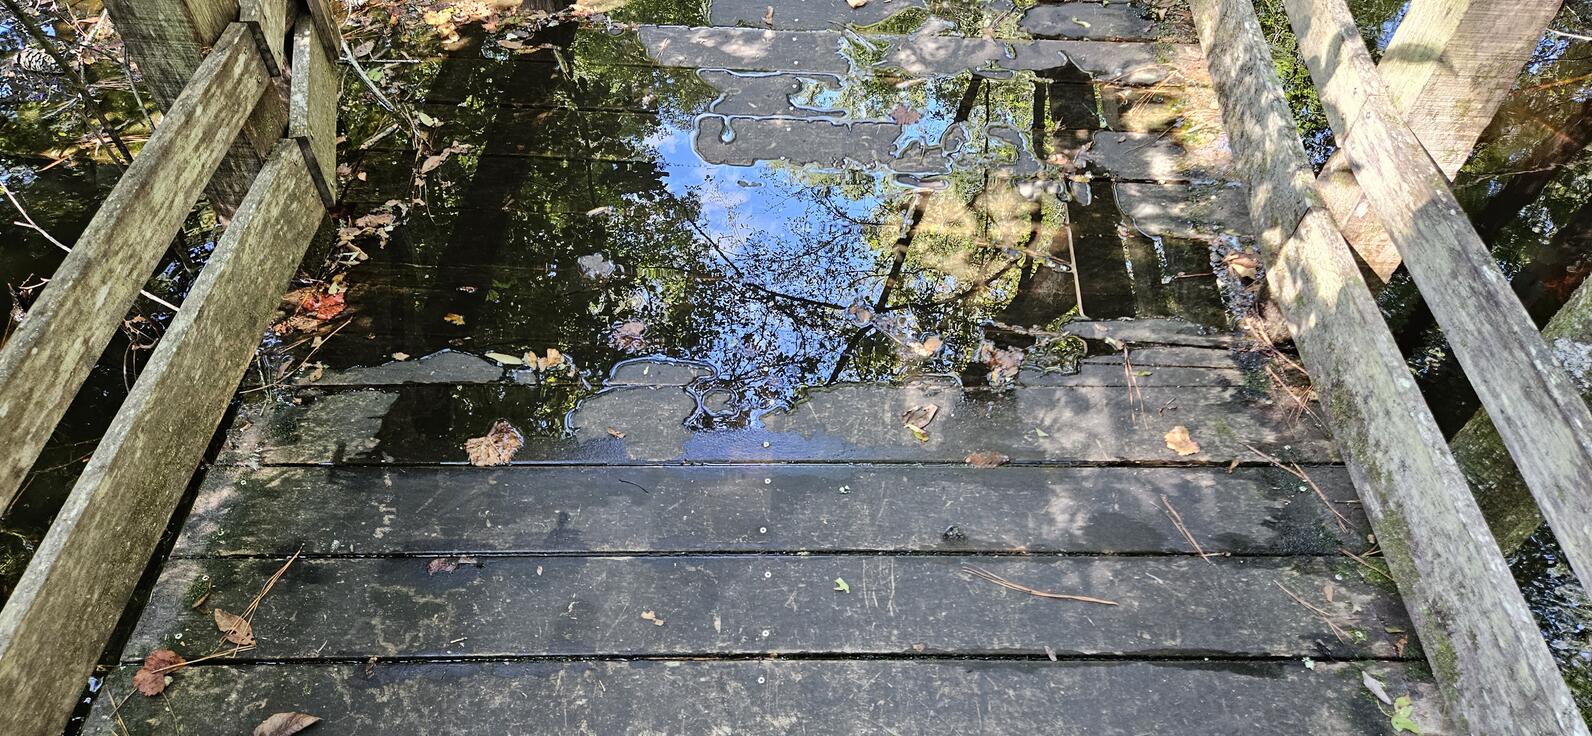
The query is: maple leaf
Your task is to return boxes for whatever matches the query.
[465,420,523,466]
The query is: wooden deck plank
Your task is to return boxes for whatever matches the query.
[81,660,1446,736]
[123,555,1409,660]
[172,465,1364,557]
[219,382,1335,466]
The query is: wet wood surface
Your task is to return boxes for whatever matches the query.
[79,3,1449,733]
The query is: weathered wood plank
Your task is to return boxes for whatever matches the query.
[124,555,1411,660]
[1019,3,1162,41]
[219,381,1335,465]
[104,0,289,213]
[633,27,1207,85]
[239,0,293,74]
[172,465,1365,557]
[1453,274,1592,552]
[289,14,338,205]
[0,23,269,513]
[1316,0,1561,280]
[1192,0,1589,731]
[82,660,1447,736]
[303,0,342,58]
[1288,0,1592,594]
[0,138,324,736]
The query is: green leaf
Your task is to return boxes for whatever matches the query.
[1390,696,1422,734]
[833,577,850,593]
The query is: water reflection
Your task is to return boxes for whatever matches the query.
[312,10,1236,425]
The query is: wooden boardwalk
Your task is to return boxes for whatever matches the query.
[73,2,1459,733]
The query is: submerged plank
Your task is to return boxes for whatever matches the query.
[125,555,1409,660]
[173,465,1364,557]
[82,660,1446,736]
[220,381,1334,465]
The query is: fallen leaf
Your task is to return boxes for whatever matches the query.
[213,607,256,647]
[606,427,626,439]
[1362,670,1393,705]
[610,320,648,353]
[901,404,940,441]
[253,711,321,736]
[965,451,1010,468]
[978,342,1025,386]
[847,0,868,7]
[391,352,410,361]
[907,334,943,357]
[132,649,185,696]
[1225,252,1261,279]
[525,348,565,372]
[443,312,466,326]
[834,577,850,593]
[485,351,524,366]
[1164,425,1200,456]
[427,556,479,575]
[577,253,618,279]
[1390,695,1423,734]
[640,610,665,626]
[890,103,921,126]
[465,420,524,466]
[762,5,774,26]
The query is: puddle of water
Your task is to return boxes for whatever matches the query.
[309,12,1238,421]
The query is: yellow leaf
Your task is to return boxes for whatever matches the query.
[443,313,466,325]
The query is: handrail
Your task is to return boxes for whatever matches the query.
[0,3,339,733]
[1285,0,1592,596]
[1189,0,1590,732]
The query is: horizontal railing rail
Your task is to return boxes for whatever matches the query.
[0,1,340,733]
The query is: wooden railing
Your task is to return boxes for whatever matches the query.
[0,1,338,732]
[1192,0,1591,732]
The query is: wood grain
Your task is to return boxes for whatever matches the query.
[0,139,324,735]
[1314,0,1561,280]
[1192,0,1589,732]
[289,14,337,205]
[0,23,268,513]
[1288,0,1592,596]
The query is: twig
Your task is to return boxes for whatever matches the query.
[148,643,256,674]
[616,478,650,494]
[240,317,354,393]
[106,688,135,736]
[960,564,1118,605]
[1243,443,1351,532]
[1,183,181,312]
[1275,581,1348,642]
[1339,546,1396,584]
[211,547,302,654]
[1161,494,1216,563]
[1548,28,1592,42]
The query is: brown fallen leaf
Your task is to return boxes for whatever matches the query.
[132,649,185,696]
[610,320,647,353]
[443,312,466,326]
[965,451,1010,468]
[465,420,524,466]
[890,103,921,126]
[901,404,940,441]
[1164,425,1200,456]
[761,4,774,26]
[1224,252,1262,280]
[213,608,256,647]
[907,334,942,357]
[640,610,665,626]
[427,556,480,575]
[606,426,626,439]
[253,711,321,736]
[847,0,869,8]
